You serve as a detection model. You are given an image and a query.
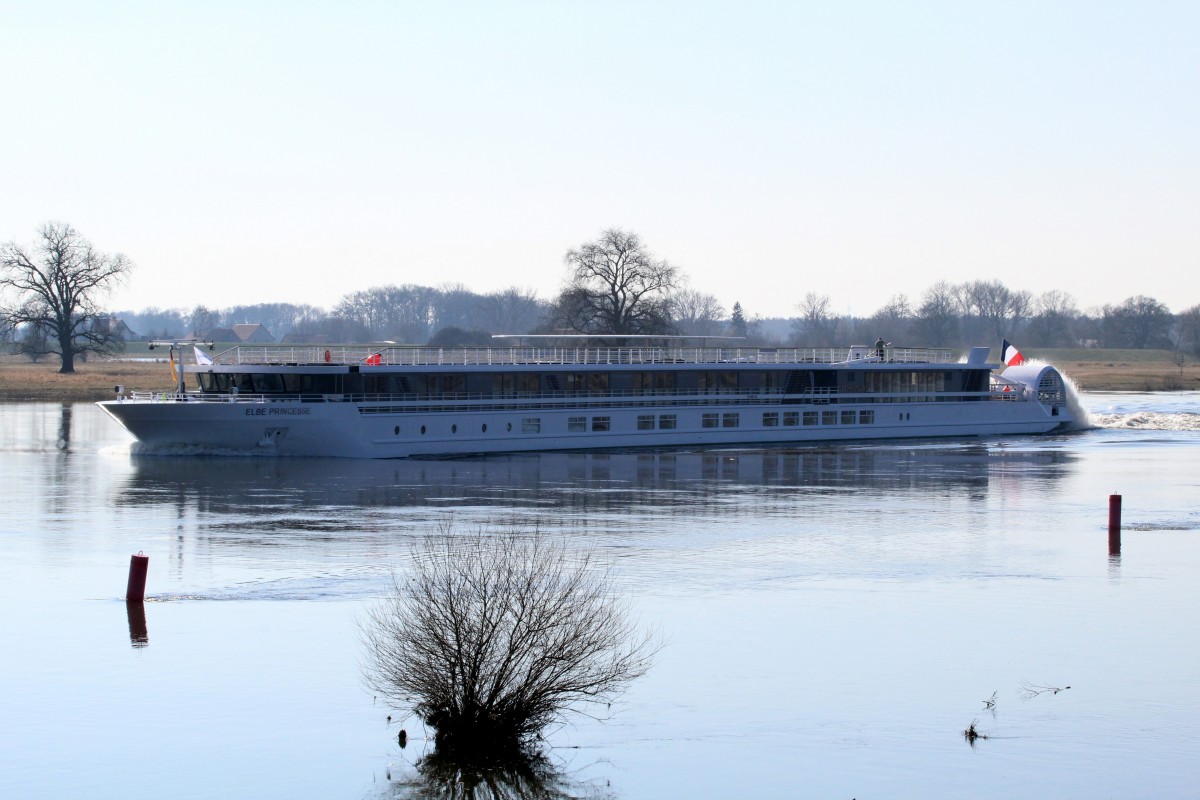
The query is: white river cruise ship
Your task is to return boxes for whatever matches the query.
[98,337,1075,458]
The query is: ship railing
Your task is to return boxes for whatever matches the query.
[208,345,958,368]
[344,388,1006,409]
[988,376,1027,401]
[129,385,1013,407]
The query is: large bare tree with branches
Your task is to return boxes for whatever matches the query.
[551,229,679,335]
[1,222,132,373]
[362,528,656,760]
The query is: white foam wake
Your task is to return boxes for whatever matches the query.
[130,441,265,458]
[1088,412,1200,432]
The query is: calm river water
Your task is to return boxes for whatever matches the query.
[1,392,1198,799]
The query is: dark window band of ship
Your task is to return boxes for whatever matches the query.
[351,388,988,415]
[196,369,983,397]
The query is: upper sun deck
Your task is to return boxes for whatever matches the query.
[202,343,963,369]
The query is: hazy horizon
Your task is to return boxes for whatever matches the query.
[3,1,1196,319]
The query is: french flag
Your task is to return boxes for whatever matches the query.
[1001,339,1024,367]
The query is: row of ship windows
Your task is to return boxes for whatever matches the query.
[397,409,882,436]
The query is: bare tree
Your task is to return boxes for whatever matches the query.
[1025,290,1079,347]
[1,222,132,373]
[362,528,657,759]
[1101,295,1174,349]
[334,284,437,342]
[431,282,481,333]
[188,304,222,337]
[15,323,51,362]
[551,229,679,335]
[1176,304,1200,357]
[224,302,314,340]
[295,309,368,343]
[118,306,188,340]
[912,281,959,346]
[668,288,726,336]
[791,292,834,346]
[868,294,914,344]
[333,289,387,339]
[954,279,1031,342]
[478,287,546,334]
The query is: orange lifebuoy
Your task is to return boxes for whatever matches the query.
[324,349,331,363]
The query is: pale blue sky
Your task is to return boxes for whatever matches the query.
[2,0,1197,319]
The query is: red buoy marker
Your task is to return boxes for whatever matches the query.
[1108,494,1122,555]
[126,552,149,601]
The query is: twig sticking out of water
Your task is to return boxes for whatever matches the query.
[982,691,997,710]
[963,720,988,746]
[1018,681,1071,700]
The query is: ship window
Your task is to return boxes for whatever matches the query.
[822,410,837,425]
[841,410,856,425]
[420,425,426,434]
[438,375,465,395]
[700,371,738,391]
[482,424,487,433]
[702,413,719,428]
[394,425,400,435]
[637,415,655,430]
[516,374,539,393]
[634,372,676,392]
[492,373,515,394]
[591,416,611,432]
[281,374,337,395]
[253,373,284,393]
[762,412,779,427]
[563,373,610,393]
[522,417,541,433]
[200,373,224,392]
[568,416,586,432]
[722,413,739,428]
[859,410,874,424]
[783,412,799,426]
[658,414,677,430]
[803,411,818,426]
[451,424,457,433]
[233,373,255,393]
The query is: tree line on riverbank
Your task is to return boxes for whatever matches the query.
[5,223,1199,374]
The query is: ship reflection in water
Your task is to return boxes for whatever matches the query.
[108,442,1078,602]
[114,442,1075,521]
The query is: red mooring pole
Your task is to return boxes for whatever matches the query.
[126,552,149,602]
[1108,494,1122,555]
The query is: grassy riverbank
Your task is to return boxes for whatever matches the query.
[0,349,1196,402]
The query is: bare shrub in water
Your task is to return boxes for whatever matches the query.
[362,528,656,759]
